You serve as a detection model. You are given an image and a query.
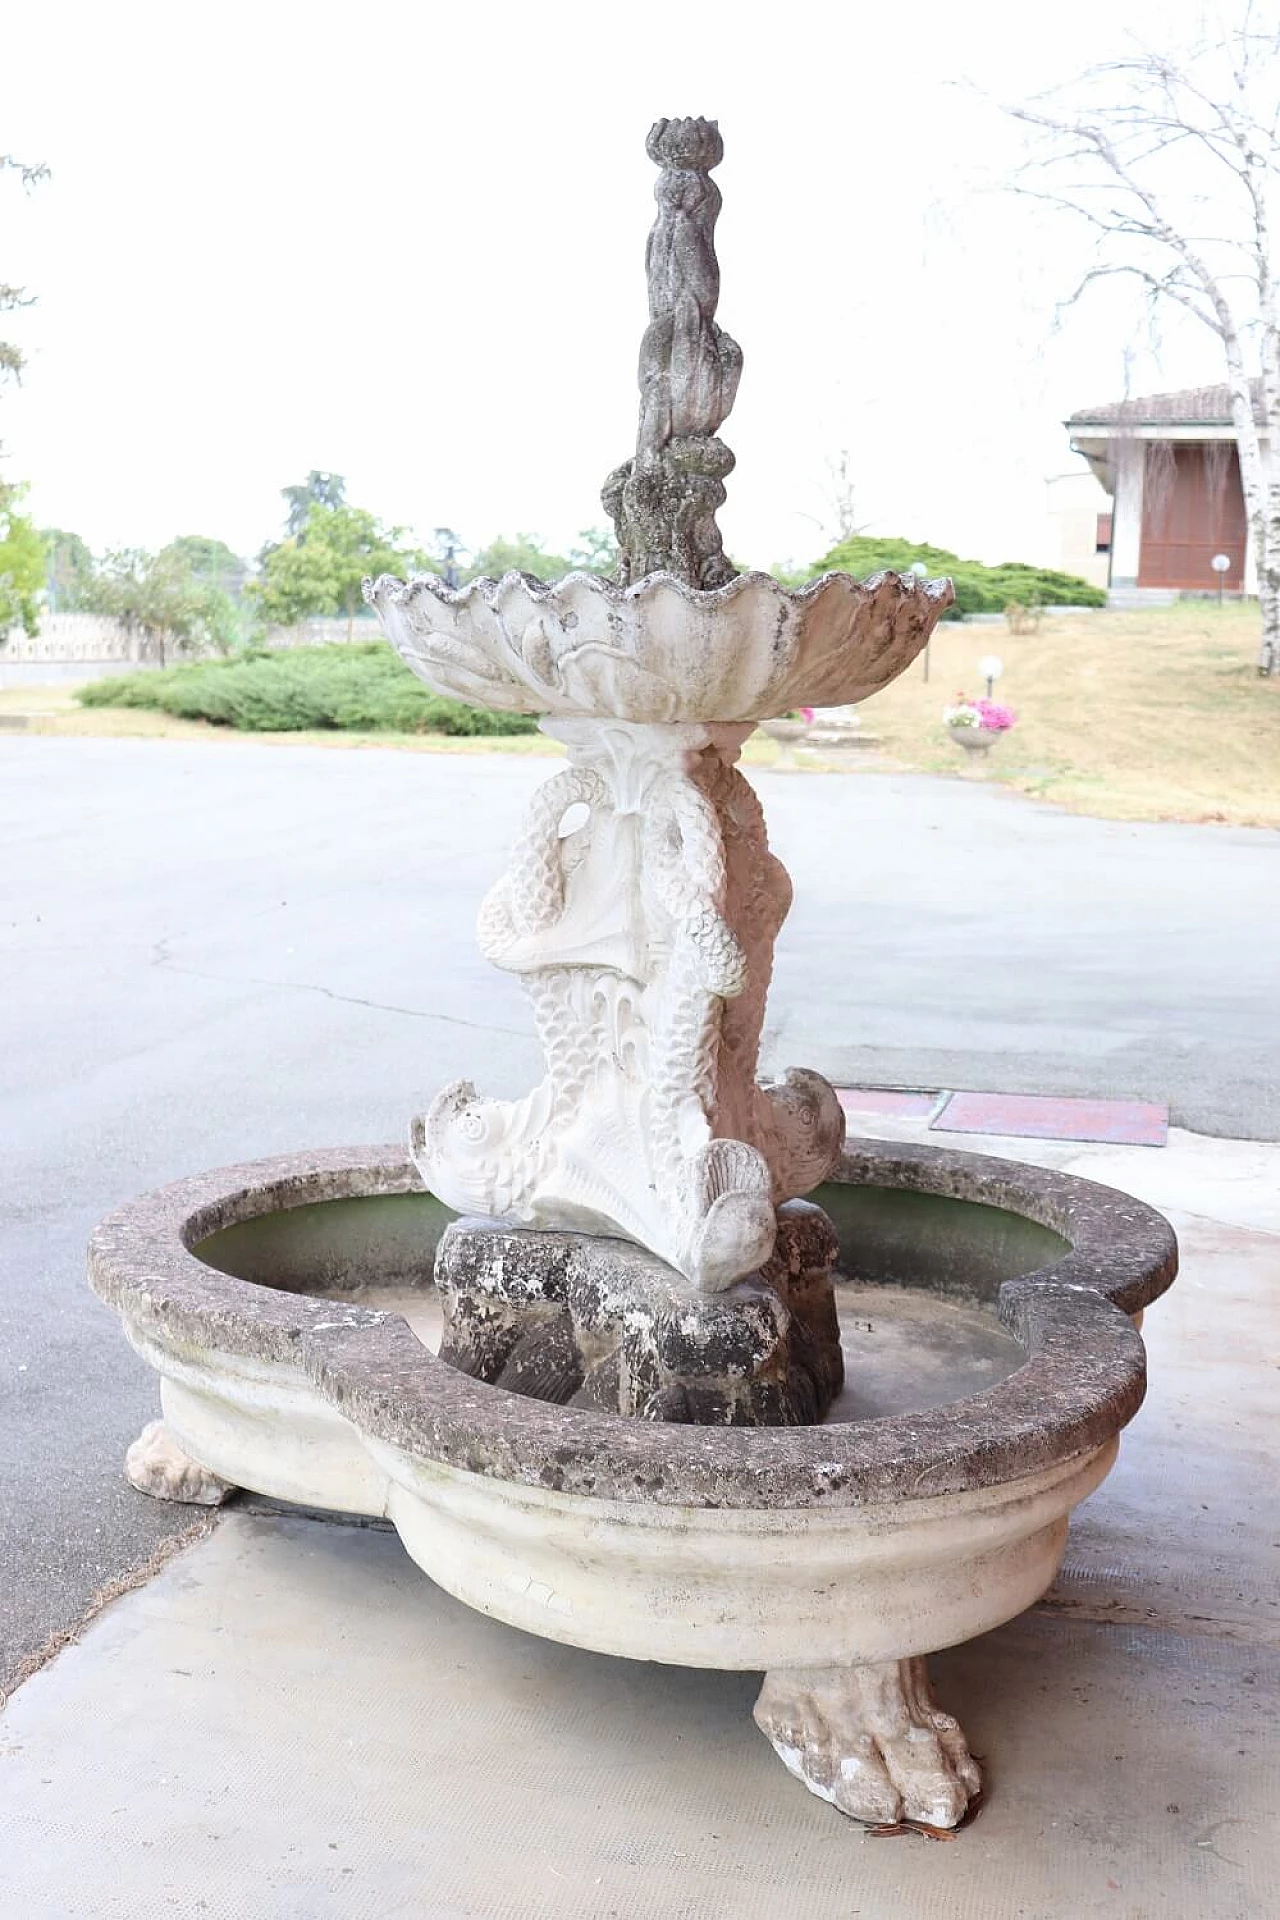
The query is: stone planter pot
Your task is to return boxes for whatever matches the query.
[949,722,1001,754]
[90,1135,1175,1830]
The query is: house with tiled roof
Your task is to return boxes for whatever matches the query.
[1065,383,1259,600]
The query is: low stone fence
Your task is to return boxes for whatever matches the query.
[0,611,387,684]
[2,612,146,665]
[267,616,383,649]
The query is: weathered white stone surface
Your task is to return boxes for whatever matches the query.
[123,1300,1118,1679]
[367,565,950,723]
[375,1438,1115,1675]
[91,1132,1175,1829]
[411,717,846,1288]
[370,567,951,1284]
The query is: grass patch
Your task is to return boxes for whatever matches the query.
[856,601,1280,827]
[75,642,537,736]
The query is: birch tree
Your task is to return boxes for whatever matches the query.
[1008,7,1280,673]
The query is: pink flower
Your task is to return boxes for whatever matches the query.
[973,698,1016,731]
[799,706,815,724]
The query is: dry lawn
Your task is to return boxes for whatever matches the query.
[3,603,1277,826]
[849,601,1280,828]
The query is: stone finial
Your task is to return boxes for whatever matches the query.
[602,117,743,588]
[645,115,724,171]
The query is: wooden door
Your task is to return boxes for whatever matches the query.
[1138,442,1247,589]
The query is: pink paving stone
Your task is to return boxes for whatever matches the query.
[931,1091,1169,1148]
[836,1087,941,1120]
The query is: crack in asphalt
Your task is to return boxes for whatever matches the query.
[150,946,528,1040]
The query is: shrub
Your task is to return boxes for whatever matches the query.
[76,642,537,736]
[807,536,1106,620]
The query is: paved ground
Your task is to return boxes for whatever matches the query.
[2,1119,1276,1919]
[3,734,1278,1698]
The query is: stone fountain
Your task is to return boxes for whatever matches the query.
[91,119,1176,1833]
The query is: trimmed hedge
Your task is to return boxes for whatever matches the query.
[809,537,1106,619]
[75,642,537,735]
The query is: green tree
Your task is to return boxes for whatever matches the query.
[42,526,94,611]
[1,155,48,389]
[566,526,618,576]
[464,532,572,581]
[249,504,429,641]
[807,534,1105,619]
[281,471,346,540]
[0,481,44,637]
[81,547,239,666]
[161,534,247,593]
[463,528,617,582]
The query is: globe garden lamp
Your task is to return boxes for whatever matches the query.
[978,652,1004,699]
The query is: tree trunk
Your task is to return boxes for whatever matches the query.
[1263,462,1280,678]
[1221,361,1275,675]
[1257,576,1279,676]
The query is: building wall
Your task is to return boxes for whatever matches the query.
[1107,444,1146,588]
[1044,470,1112,589]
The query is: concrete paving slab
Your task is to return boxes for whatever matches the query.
[932,1090,1170,1147]
[1,1510,1274,1920]
[1061,1133,1280,1240]
[837,1087,942,1119]
[844,1116,1280,1239]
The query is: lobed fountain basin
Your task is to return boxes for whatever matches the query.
[365,566,953,723]
[89,1139,1174,1674]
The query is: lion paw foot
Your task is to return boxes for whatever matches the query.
[754,1656,981,1829]
[125,1420,234,1506]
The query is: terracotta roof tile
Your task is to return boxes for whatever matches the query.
[1067,379,1264,428]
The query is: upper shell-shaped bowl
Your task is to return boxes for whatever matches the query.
[364,568,954,723]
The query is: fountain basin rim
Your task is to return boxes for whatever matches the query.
[364,564,955,613]
[89,1139,1175,1512]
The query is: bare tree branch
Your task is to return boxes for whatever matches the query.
[1003,11,1280,671]
[0,156,50,192]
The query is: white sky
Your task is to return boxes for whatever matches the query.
[0,0,1224,571]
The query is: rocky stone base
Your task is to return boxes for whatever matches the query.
[433,1200,844,1426]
